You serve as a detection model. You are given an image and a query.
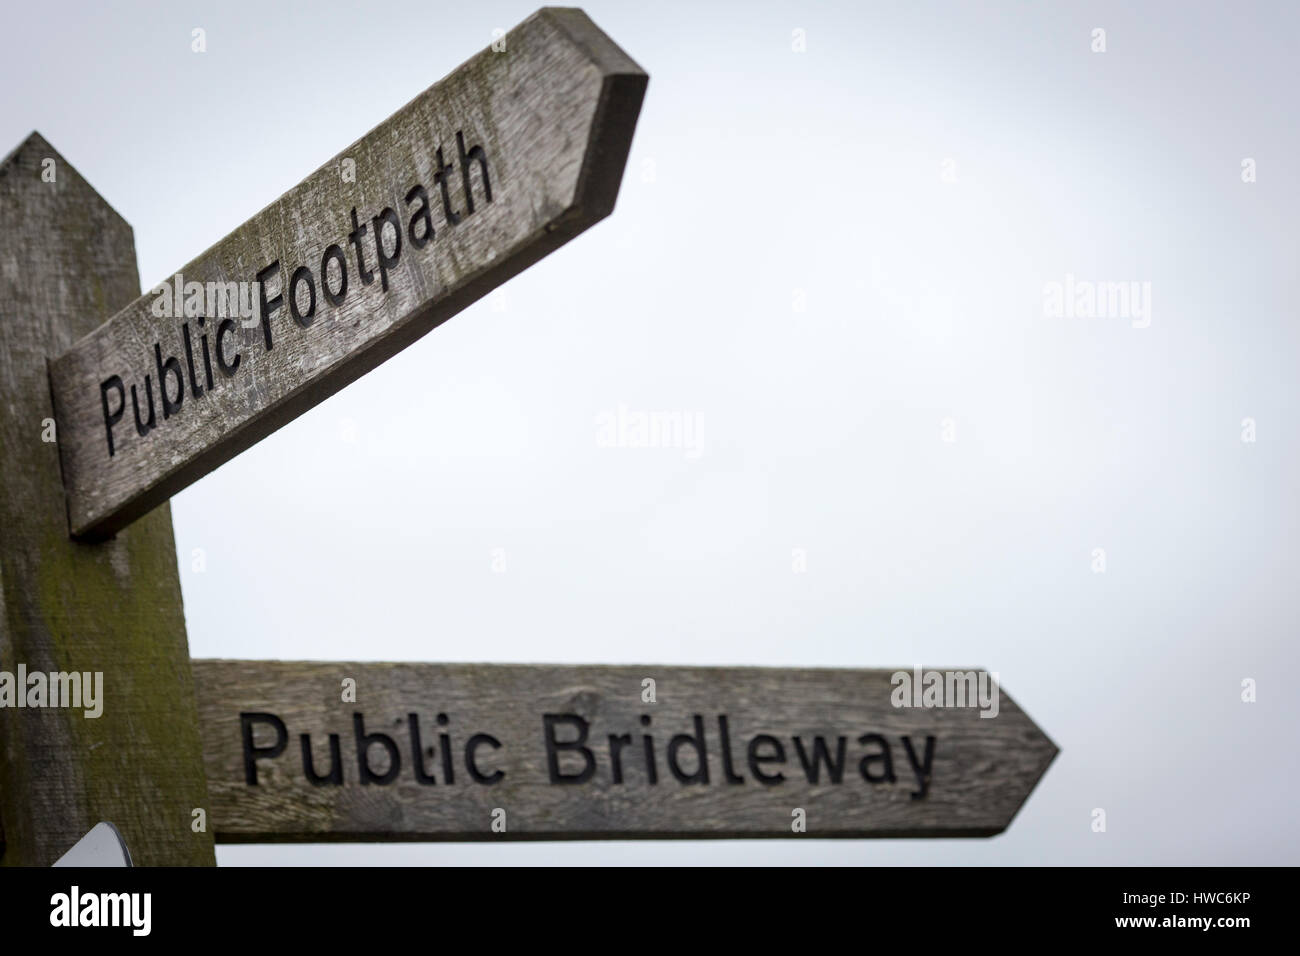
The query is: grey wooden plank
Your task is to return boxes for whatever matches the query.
[49,7,647,539]
[192,660,1057,841]
[0,132,215,865]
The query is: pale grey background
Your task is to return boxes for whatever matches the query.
[2,0,1295,865]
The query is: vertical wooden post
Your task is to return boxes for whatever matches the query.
[0,133,215,865]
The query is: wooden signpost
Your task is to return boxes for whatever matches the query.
[193,661,1055,841]
[1,7,1059,865]
[0,133,215,867]
[48,7,647,540]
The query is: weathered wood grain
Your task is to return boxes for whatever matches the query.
[0,133,214,865]
[193,660,1057,841]
[50,7,647,539]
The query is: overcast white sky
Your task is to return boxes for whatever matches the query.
[3,0,1297,865]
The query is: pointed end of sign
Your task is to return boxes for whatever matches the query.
[537,8,649,223]
[989,687,1060,838]
[52,822,134,867]
[537,8,648,76]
